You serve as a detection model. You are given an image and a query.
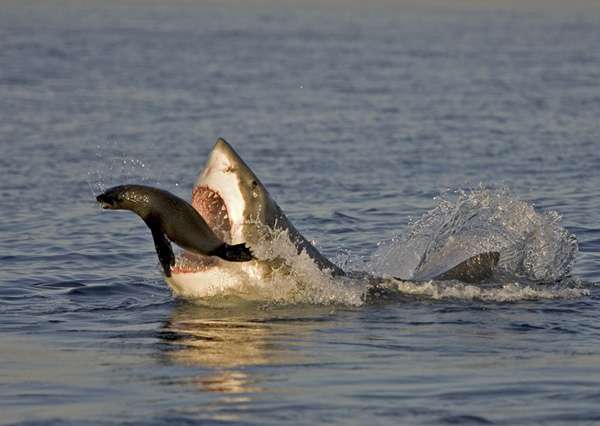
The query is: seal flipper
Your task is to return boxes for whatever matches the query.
[148,223,175,277]
[210,243,255,262]
[432,251,500,283]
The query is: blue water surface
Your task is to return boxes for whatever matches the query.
[1,0,600,424]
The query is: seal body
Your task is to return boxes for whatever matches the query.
[97,184,253,276]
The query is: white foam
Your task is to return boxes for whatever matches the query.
[368,188,578,283]
[246,225,365,306]
[386,279,589,302]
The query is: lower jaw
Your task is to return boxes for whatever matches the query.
[171,251,219,274]
[165,266,250,299]
[165,258,276,301]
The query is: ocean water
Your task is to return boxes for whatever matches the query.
[2,0,600,424]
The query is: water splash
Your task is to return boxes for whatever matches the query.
[86,140,177,197]
[200,187,585,306]
[180,189,585,305]
[368,188,578,284]
[102,179,585,305]
[242,223,366,306]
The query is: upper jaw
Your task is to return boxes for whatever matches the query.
[193,140,250,245]
[192,185,234,243]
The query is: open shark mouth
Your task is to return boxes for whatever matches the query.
[192,186,232,243]
[171,186,235,274]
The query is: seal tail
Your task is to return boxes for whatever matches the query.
[211,243,255,262]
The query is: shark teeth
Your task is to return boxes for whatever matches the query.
[172,251,218,273]
[191,185,232,243]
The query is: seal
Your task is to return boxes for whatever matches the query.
[96,184,254,277]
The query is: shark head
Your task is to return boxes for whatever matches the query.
[191,138,283,247]
[165,138,343,299]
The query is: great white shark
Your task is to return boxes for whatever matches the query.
[164,138,498,299]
